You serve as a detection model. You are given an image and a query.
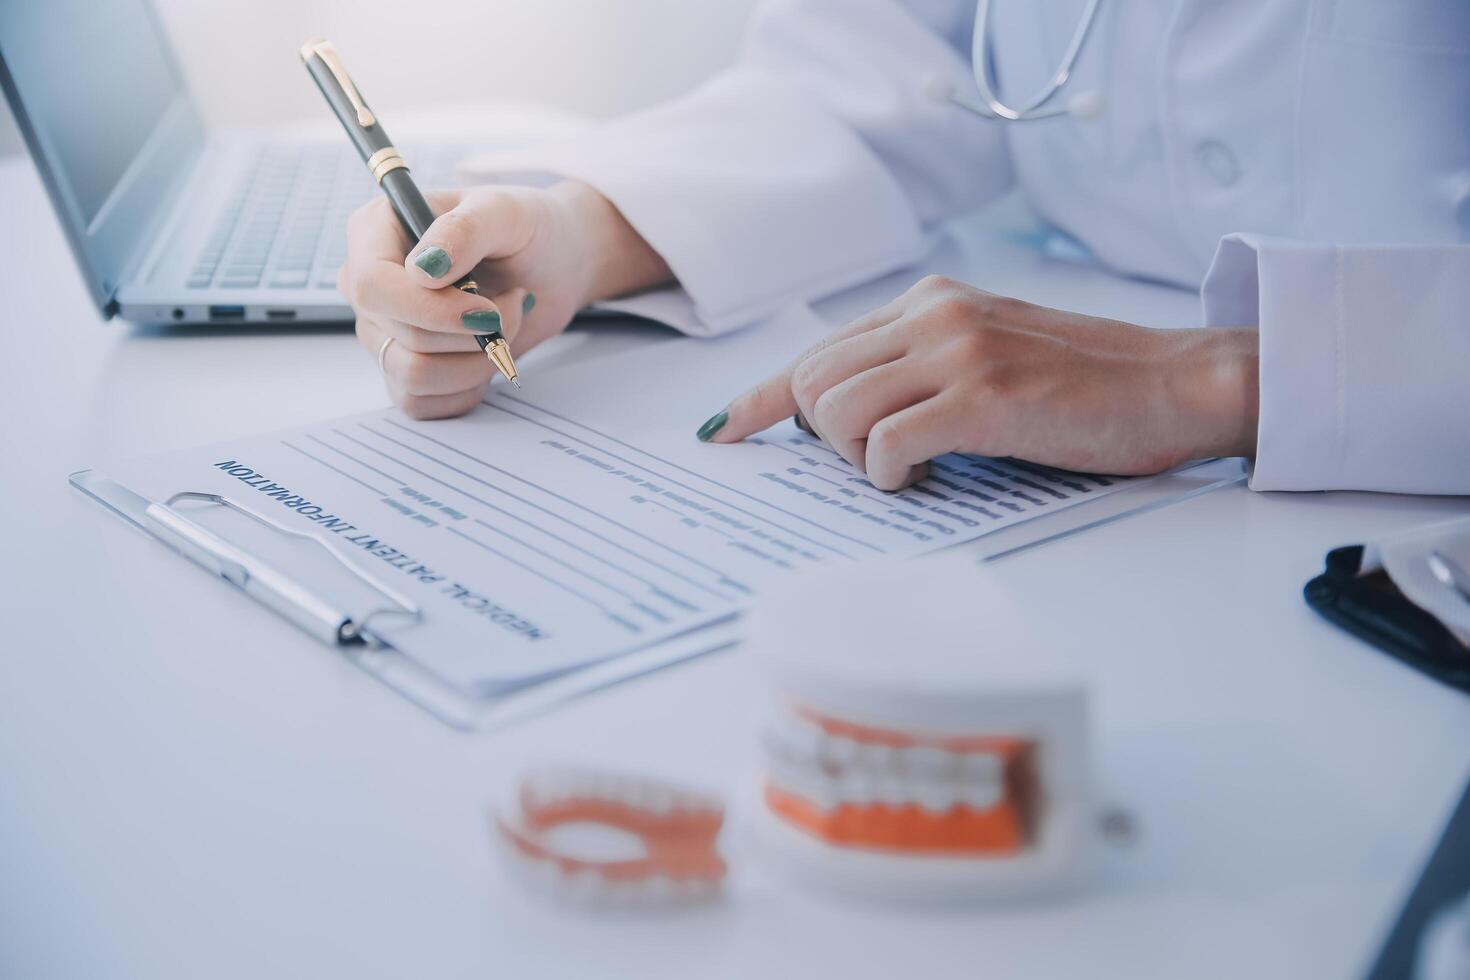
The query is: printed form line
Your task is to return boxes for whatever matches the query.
[312,431,408,486]
[492,397,885,557]
[320,429,704,612]
[445,525,642,634]
[752,440,851,477]
[370,421,750,596]
[333,425,733,604]
[469,517,673,624]
[637,497,736,539]
[280,440,387,496]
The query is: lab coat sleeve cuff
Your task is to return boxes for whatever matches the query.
[1201,234,1470,494]
[1201,233,1340,492]
[459,68,928,338]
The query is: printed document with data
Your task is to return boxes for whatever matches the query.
[100,306,1137,694]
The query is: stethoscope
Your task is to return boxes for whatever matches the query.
[928,0,1106,122]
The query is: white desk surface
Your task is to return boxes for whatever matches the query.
[1,148,1467,980]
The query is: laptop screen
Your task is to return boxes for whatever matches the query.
[0,0,203,314]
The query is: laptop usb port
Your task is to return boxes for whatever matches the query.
[265,309,297,321]
[208,305,246,321]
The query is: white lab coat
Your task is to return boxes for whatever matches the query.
[484,0,1470,494]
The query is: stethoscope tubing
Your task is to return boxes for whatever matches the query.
[970,0,1104,122]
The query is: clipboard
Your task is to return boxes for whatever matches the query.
[70,469,743,731]
[70,454,1245,731]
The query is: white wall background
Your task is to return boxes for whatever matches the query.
[0,0,759,156]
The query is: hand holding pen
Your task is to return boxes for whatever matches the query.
[301,40,524,387]
[302,40,673,418]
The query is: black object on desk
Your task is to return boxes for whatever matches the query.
[1305,544,1470,697]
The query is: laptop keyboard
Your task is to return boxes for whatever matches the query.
[186,146,375,291]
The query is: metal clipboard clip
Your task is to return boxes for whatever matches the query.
[142,490,421,647]
[74,469,737,731]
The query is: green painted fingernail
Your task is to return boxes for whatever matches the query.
[696,409,729,442]
[522,292,537,315]
[462,309,502,332]
[413,246,451,278]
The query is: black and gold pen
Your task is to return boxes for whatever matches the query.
[300,39,520,387]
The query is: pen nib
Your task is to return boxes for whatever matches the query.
[510,377,522,389]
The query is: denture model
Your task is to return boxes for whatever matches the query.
[746,553,1093,902]
[495,766,727,905]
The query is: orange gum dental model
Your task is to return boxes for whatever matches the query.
[746,553,1094,903]
[495,767,727,904]
[762,706,1038,855]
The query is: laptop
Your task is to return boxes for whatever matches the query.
[0,0,458,326]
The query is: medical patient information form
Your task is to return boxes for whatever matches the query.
[91,307,1136,694]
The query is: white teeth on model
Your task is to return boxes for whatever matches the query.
[505,854,721,906]
[956,753,1003,781]
[761,716,1019,812]
[859,742,898,769]
[773,769,1007,812]
[770,764,838,810]
[608,881,639,906]
[819,734,860,768]
[901,744,953,777]
[913,780,958,813]
[870,774,906,806]
[562,869,604,903]
[838,770,875,805]
[766,731,1006,785]
[959,780,1003,810]
[520,770,722,818]
[604,877,650,907]
[643,875,675,903]
[762,756,801,787]
[623,878,660,903]
[766,719,829,766]
[783,716,827,760]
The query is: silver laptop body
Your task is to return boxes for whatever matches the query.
[0,0,457,326]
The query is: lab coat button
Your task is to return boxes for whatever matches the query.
[1194,140,1240,187]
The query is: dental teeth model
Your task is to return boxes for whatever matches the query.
[747,553,1094,903]
[762,710,1034,854]
[495,767,727,906]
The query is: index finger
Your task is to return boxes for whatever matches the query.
[701,294,908,444]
